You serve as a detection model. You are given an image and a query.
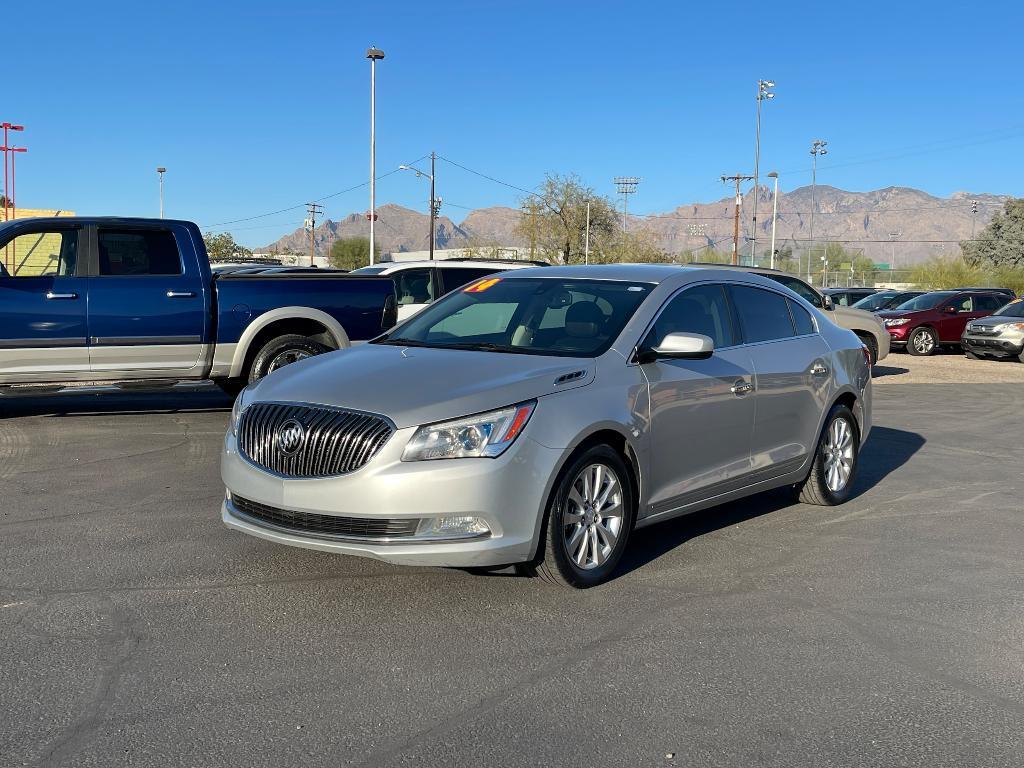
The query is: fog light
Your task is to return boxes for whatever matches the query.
[415,515,491,539]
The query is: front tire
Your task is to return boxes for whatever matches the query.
[527,445,635,588]
[248,334,331,384]
[795,404,860,506]
[906,326,938,356]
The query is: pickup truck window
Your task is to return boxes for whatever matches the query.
[2,229,78,277]
[394,268,436,305]
[97,229,182,276]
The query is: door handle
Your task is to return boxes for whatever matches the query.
[730,380,753,396]
[45,291,78,300]
[166,291,196,298]
[811,362,829,376]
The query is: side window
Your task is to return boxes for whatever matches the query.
[394,268,437,305]
[1,229,79,277]
[950,295,973,313]
[729,285,796,343]
[832,293,850,306]
[788,299,816,335]
[439,267,497,294]
[97,229,182,276]
[974,295,1001,312]
[767,274,824,308]
[643,284,736,350]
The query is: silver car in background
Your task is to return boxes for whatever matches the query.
[961,298,1024,362]
[221,265,872,588]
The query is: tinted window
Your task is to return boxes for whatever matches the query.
[973,294,1002,312]
[766,274,823,308]
[949,295,973,313]
[440,267,499,294]
[852,291,899,311]
[897,292,954,311]
[645,284,736,349]
[376,278,652,357]
[996,299,1024,318]
[730,285,796,343]
[789,299,816,335]
[2,229,78,277]
[98,229,182,275]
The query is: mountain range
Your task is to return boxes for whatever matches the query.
[260,185,1010,266]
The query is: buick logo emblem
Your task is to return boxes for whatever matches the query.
[276,419,306,456]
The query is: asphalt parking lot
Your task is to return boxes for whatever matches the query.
[2,359,1022,767]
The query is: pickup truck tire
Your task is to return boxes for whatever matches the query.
[856,333,879,365]
[248,334,331,383]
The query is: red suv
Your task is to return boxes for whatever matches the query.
[878,290,1010,356]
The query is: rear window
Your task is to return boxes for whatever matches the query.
[729,285,796,343]
[97,229,182,276]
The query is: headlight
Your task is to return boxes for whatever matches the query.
[884,318,910,327]
[995,322,1024,333]
[402,401,536,461]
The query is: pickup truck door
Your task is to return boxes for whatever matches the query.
[0,223,90,379]
[86,224,209,376]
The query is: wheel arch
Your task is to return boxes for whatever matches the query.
[229,307,351,378]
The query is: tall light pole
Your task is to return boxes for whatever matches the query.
[888,231,902,270]
[750,79,775,264]
[584,199,591,265]
[767,171,779,269]
[398,151,440,261]
[808,139,828,282]
[366,46,385,265]
[613,176,640,236]
[1,122,25,220]
[156,167,166,218]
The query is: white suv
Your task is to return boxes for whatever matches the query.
[352,259,543,321]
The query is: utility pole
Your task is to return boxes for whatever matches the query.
[521,202,537,260]
[156,167,166,218]
[751,79,775,264]
[1,122,25,221]
[366,46,385,265]
[971,199,978,239]
[721,174,753,265]
[305,202,323,267]
[584,199,591,265]
[613,177,640,236]
[809,139,828,282]
[888,231,901,271]
[429,151,438,261]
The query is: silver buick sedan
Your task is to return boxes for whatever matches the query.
[221,265,872,588]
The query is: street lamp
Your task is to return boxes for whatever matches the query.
[767,171,779,269]
[156,167,167,218]
[1,122,25,221]
[398,151,440,261]
[750,79,775,264]
[366,46,385,265]
[809,139,828,281]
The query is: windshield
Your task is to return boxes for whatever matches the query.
[994,299,1024,318]
[852,291,900,311]
[895,292,954,311]
[374,277,653,356]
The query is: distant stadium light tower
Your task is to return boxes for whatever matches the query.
[613,176,641,235]
[750,79,775,264]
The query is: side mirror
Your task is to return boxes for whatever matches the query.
[943,306,958,314]
[638,332,714,363]
[822,295,835,311]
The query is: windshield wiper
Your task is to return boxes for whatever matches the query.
[373,337,435,347]
[437,342,534,354]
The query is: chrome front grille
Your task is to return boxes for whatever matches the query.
[968,324,999,336]
[238,402,393,478]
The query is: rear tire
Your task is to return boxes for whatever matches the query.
[525,445,635,589]
[795,404,860,506]
[248,334,331,384]
[906,326,937,356]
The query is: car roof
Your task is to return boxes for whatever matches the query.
[373,259,540,270]
[489,263,806,290]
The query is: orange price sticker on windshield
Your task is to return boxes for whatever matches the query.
[464,278,501,293]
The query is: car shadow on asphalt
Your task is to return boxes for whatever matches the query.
[0,389,233,418]
[612,425,926,581]
[872,364,909,378]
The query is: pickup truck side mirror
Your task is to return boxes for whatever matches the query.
[637,332,714,363]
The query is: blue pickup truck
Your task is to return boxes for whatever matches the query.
[0,217,397,394]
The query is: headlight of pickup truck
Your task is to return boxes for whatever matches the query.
[883,318,910,327]
[402,401,536,461]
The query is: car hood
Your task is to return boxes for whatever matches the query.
[832,305,885,329]
[247,343,596,429]
[967,315,1019,329]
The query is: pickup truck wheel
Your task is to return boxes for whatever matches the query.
[906,326,937,356]
[857,334,879,365]
[248,334,331,383]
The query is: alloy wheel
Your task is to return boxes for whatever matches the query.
[562,463,624,570]
[823,416,855,493]
[912,329,935,355]
[267,349,312,373]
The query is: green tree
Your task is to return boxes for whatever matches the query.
[961,198,1024,268]
[516,174,619,264]
[203,232,252,262]
[329,237,379,271]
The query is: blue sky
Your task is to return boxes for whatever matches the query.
[7,0,1024,246]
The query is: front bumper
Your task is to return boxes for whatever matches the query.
[961,334,1024,358]
[220,424,563,568]
[885,324,912,346]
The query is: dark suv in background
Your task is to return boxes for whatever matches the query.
[878,289,1012,356]
[851,290,926,313]
[822,287,878,307]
